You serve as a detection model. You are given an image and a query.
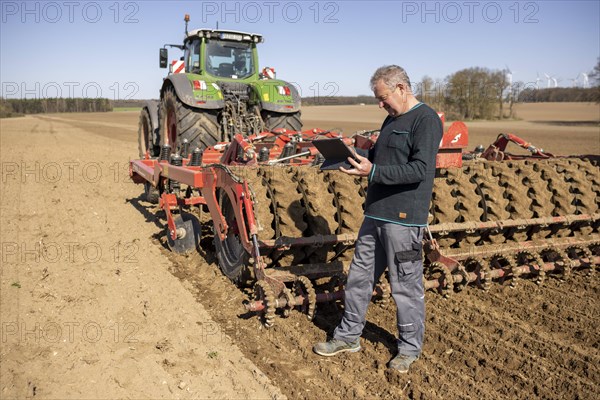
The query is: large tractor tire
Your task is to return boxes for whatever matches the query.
[262,110,303,132]
[159,86,220,152]
[138,107,160,158]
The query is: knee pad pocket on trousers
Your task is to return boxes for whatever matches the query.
[343,309,363,324]
[398,322,417,333]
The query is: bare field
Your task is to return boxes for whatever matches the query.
[37,101,599,154]
[1,103,599,399]
[513,102,600,122]
[301,102,600,155]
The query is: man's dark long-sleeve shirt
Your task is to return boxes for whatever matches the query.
[363,103,443,226]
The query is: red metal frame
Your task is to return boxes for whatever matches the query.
[480,132,554,160]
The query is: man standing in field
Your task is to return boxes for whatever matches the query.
[313,65,443,373]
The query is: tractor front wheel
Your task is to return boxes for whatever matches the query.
[262,110,303,132]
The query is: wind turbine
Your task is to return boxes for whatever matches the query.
[505,65,514,86]
[535,72,542,89]
[544,73,552,88]
[545,73,560,88]
[581,72,589,88]
[504,65,514,99]
[544,72,552,88]
[570,74,580,87]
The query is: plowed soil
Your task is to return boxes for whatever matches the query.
[1,103,598,399]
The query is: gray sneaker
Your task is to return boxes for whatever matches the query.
[313,338,361,357]
[388,353,419,373]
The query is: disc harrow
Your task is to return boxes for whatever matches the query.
[263,166,307,267]
[425,241,599,295]
[294,168,338,264]
[130,122,599,327]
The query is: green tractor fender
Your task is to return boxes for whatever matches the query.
[161,73,224,110]
[251,79,301,113]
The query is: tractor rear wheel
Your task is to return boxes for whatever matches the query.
[262,110,303,132]
[138,108,159,158]
[159,86,220,152]
[213,190,252,286]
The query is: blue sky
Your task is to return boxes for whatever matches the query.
[1,1,598,100]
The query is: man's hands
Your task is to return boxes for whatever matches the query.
[339,152,372,176]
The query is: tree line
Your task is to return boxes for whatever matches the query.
[0,98,112,117]
[418,60,599,120]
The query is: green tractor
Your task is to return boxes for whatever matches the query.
[138,15,303,157]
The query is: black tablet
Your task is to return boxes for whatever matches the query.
[312,138,358,170]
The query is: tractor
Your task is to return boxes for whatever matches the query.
[137,15,302,159]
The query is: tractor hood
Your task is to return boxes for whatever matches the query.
[163,74,300,113]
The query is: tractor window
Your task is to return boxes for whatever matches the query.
[206,39,254,79]
[185,39,201,73]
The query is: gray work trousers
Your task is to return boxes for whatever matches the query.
[333,217,425,356]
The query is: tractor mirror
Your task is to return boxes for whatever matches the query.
[159,48,168,68]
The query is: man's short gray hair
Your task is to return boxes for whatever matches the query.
[370,65,411,91]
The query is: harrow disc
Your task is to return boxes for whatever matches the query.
[293,276,316,321]
[374,272,391,307]
[253,280,276,328]
[166,212,201,254]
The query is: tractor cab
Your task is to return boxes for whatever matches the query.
[161,28,263,81]
[192,29,262,80]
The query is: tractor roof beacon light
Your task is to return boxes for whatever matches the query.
[184,14,190,37]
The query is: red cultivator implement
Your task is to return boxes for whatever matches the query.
[130,117,599,326]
